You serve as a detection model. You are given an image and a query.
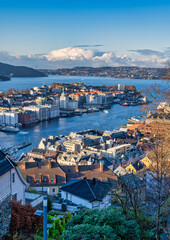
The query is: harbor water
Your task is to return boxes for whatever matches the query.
[0,75,163,152]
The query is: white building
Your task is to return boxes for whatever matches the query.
[60,88,69,109]
[0,111,18,125]
[60,88,78,109]
[87,143,131,160]
[86,94,106,105]
[118,84,125,91]
[0,151,28,204]
[60,178,112,210]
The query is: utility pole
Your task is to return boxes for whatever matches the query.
[43,195,47,240]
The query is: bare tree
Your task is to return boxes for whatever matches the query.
[146,126,170,240]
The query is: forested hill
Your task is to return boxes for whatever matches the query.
[0,62,46,77]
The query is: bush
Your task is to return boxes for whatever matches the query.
[62,208,141,240]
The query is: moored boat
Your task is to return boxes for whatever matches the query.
[1,126,20,133]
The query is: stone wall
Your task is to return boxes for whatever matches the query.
[0,195,11,238]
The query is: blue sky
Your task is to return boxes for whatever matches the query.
[0,0,170,68]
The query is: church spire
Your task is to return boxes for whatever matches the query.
[62,87,65,95]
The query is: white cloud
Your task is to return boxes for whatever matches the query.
[0,47,169,68]
[43,47,94,61]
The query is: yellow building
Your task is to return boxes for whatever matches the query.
[140,156,151,169]
[125,164,137,174]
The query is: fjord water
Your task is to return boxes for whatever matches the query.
[0,75,163,152]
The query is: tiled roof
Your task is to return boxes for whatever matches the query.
[60,163,117,183]
[0,150,16,176]
[60,178,113,202]
[18,160,66,185]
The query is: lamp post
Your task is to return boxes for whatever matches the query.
[34,195,47,240]
[43,195,47,240]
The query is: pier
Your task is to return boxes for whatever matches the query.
[2,141,32,155]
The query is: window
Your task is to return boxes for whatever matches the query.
[52,188,55,193]
[12,173,15,183]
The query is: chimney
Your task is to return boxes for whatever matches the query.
[48,159,51,169]
[100,161,104,173]
[93,178,96,185]
[75,163,79,173]
[22,162,26,170]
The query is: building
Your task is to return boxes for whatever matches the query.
[88,143,131,160]
[0,111,18,125]
[60,88,69,109]
[18,110,37,125]
[140,156,151,169]
[60,88,78,109]
[118,173,146,203]
[125,161,145,174]
[0,150,28,238]
[18,158,66,196]
[60,161,117,182]
[113,165,128,176]
[63,138,84,152]
[60,178,114,209]
[24,106,50,121]
[27,148,47,159]
[118,84,125,91]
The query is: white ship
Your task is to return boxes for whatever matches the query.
[104,110,108,114]
[1,126,20,133]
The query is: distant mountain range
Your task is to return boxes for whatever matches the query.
[39,66,167,79]
[0,62,46,78]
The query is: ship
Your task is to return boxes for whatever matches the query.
[1,126,20,133]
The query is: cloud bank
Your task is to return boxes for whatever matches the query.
[0,47,169,69]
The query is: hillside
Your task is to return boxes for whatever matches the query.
[39,66,167,79]
[0,62,46,77]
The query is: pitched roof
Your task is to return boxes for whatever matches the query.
[0,150,16,176]
[60,163,117,183]
[60,178,113,202]
[18,159,66,185]
[119,173,144,190]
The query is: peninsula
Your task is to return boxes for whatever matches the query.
[0,62,46,78]
[39,66,167,79]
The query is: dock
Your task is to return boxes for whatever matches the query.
[2,141,32,155]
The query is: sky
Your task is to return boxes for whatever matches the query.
[0,0,170,69]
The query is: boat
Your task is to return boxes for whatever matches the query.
[1,126,20,133]
[104,110,108,114]
[121,102,129,106]
[74,110,83,116]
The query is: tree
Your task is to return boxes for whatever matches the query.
[147,131,170,240]
[47,198,52,212]
[140,62,170,239]
[61,208,141,240]
[62,224,117,240]
[10,201,43,236]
